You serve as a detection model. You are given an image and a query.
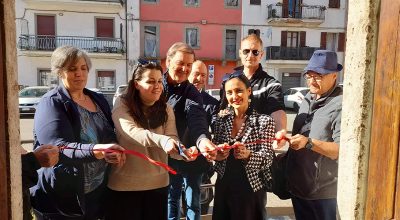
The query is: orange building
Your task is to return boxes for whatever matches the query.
[140,0,243,89]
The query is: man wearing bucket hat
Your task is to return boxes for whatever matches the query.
[278,50,343,220]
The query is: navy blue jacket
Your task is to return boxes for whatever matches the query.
[30,84,115,217]
[163,72,210,173]
[200,90,219,131]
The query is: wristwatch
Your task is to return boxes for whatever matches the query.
[305,138,314,150]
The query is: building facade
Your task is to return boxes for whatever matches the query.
[243,0,346,91]
[140,0,243,89]
[15,0,140,92]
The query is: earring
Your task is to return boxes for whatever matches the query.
[248,98,252,103]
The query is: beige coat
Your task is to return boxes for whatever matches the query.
[108,97,179,191]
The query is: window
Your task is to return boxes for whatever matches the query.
[320,32,345,52]
[144,26,158,57]
[287,31,298,47]
[185,0,199,6]
[329,0,340,8]
[96,18,114,38]
[38,69,58,87]
[281,31,306,47]
[97,70,115,91]
[36,15,56,50]
[143,0,157,2]
[185,28,200,48]
[225,0,238,7]
[225,29,237,60]
[250,0,261,5]
[248,29,260,37]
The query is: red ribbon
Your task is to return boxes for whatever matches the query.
[60,146,177,175]
[190,136,290,157]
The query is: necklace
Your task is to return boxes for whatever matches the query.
[72,95,87,102]
[233,115,247,140]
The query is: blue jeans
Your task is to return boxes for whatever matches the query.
[168,172,202,220]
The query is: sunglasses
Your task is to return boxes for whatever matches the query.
[241,49,262,56]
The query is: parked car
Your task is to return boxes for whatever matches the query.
[283,87,309,111]
[19,86,53,115]
[205,88,220,100]
[113,84,128,106]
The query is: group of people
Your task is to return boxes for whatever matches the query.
[22,33,343,220]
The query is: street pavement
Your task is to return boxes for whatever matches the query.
[19,110,298,219]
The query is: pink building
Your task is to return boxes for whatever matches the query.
[140,0,242,89]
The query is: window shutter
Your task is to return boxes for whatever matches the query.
[329,0,340,8]
[282,0,289,18]
[250,0,261,5]
[338,32,345,52]
[320,32,327,49]
[96,18,114,38]
[36,15,55,35]
[300,31,306,47]
[281,31,287,47]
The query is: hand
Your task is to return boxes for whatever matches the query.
[233,142,251,160]
[94,144,126,167]
[215,143,230,161]
[198,138,217,161]
[273,129,288,149]
[183,146,199,162]
[164,139,179,156]
[288,134,308,150]
[33,145,59,167]
[218,109,230,117]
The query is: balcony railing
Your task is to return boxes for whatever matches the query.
[79,0,121,2]
[18,35,124,54]
[265,46,320,60]
[267,3,326,20]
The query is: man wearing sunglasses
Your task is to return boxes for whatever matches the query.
[234,34,287,145]
[278,50,343,220]
[163,42,217,220]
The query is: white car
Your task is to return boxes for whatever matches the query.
[205,88,220,101]
[283,87,309,111]
[19,86,53,115]
[113,84,128,106]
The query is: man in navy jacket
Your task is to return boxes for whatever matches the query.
[164,42,217,220]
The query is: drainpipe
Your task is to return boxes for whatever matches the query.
[124,0,129,84]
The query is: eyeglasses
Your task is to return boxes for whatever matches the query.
[241,49,261,56]
[303,73,323,81]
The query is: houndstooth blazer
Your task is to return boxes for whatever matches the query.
[213,109,275,192]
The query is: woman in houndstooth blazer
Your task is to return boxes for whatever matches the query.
[212,72,275,220]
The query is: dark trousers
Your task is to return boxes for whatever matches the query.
[212,180,267,220]
[105,187,168,220]
[33,185,105,220]
[291,196,337,220]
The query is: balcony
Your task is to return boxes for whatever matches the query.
[265,46,320,60]
[267,3,326,27]
[18,35,124,54]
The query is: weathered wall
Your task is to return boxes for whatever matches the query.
[337,0,379,219]
[5,0,24,219]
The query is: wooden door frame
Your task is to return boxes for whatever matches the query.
[0,3,10,219]
[365,0,400,218]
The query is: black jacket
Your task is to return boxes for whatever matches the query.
[163,72,210,173]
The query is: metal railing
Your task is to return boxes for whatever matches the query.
[265,46,320,60]
[267,3,326,20]
[18,35,125,54]
[79,0,121,2]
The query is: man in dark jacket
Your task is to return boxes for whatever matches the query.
[164,42,217,220]
[22,145,59,220]
[280,50,343,220]
[188,60,219,215]
[235,34,287,146]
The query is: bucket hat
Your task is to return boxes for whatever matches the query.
[304,50,343,74]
